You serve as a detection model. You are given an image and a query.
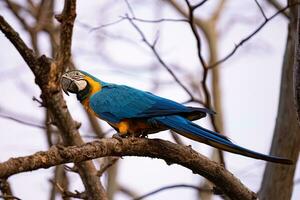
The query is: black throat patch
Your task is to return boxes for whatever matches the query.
[76,83,90,102]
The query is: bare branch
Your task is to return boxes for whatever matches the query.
[87,18,126,32]
[97,157,119,177]
[259,1,300,199]
[294,2,300,126]
[0,138,256,200]
[192,0,209,10]
[184,0,214,116]
[120,15,188,23]
[0,195,21,200]
[4,0,30,30]
[125,14,204,104]
[0,113,45,129]
[266,0,289,18]
[118,185,139,198]
[133,184,217,200]
[170,130,185,145]
[0,10,107,200]
[0,179,15,200]
[123,0,135,17]
[55,0,77,73]
[0,15,37,72]
[184,0,207,68]
[209,3,298,69]
[50,180,86,199]
[86,15,188,32]
[254,0,268,20]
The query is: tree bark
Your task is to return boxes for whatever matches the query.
[0,138,257,200]
[259,2,300,199]
[0,10,108,200]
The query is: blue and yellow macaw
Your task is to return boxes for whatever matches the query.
[61,70,292,164]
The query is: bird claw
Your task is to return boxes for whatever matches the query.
[112,133,124,143]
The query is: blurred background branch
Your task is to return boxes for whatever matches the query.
[0,0,299,199]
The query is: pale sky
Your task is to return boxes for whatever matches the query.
[0,0,299,200]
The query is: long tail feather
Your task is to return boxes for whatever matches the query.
[155,115,293,164]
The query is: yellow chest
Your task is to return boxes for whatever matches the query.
[81,75,102,116]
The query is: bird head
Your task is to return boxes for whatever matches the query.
[61,70,88,96]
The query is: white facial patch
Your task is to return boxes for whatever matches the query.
[75,80,87,91]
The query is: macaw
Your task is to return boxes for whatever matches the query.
[61,70,292,164]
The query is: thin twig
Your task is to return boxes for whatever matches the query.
[184,0,212,109]
[254,0,268,20]
[266,0,289,18]
[97,157,119,176]
[124,0,135,17]
[0,15,37,71]
[88,18,126,32]
[0,195,21,200]
[118,185,139,198]
[133,184,216,200]
[120,15,188,23]
[50,180,86,199]
[0,113,45,129]
[86,16,188,33]
[209,3,298,68]
[193,0,209,10]
[125,14,203,104]
[170,130,185,145]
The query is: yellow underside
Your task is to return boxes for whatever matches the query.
[81,75,102,114]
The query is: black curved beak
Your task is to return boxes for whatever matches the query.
[61,74,79,95]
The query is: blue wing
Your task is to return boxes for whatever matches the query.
[89,84,212,123]
[89,84,292,164]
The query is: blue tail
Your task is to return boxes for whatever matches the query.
[155,115,292,164]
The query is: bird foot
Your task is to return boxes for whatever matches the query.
[112,133,124,143]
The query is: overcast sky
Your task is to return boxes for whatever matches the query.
[0,0,299,199]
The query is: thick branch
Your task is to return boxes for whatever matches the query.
[294,2,300,124]
[259,1,300,199]
[0,179,14,200]
[0,12,106,200]
[0,15,37,72]
[55,0,76,73]
[267,0,289,18]
[0,138,256,200]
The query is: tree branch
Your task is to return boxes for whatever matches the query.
[133,184,216,200]
[0,179,15,200]
[97,157,119,177]
[55,0,77,73]
[209,3,298,68]
[125,14,204,104]
[0,9,107,200]
[294,2,300,125]
[0,113,45,129]
[254,0,268,20]
[0,15,37,72]
[0,138,256,200]
[259,1,300,199]
[266,0,289,18]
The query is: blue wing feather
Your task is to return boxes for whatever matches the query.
[88,81,292,164]
[155,115,292,164]
[89,84,208,123]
